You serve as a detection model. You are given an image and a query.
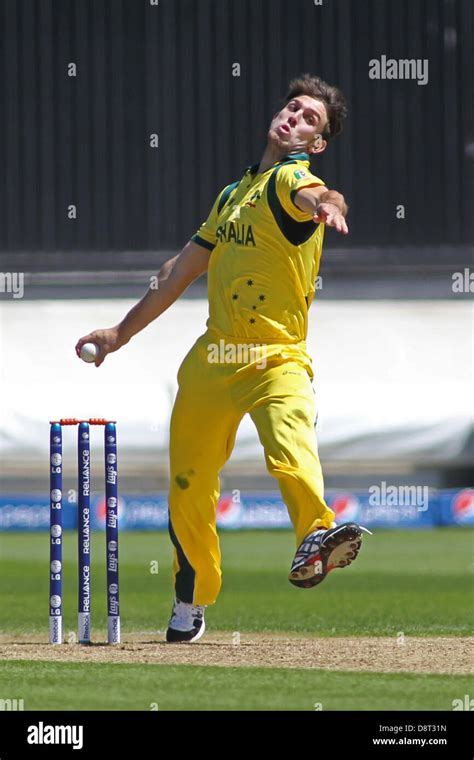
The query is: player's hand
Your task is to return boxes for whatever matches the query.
[75,327,124,368]
[313,202,349,235]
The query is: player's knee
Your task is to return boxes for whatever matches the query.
[264,453,295,478]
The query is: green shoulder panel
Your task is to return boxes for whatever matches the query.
[267,165,319,246]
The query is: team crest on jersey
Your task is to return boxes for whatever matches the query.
[244,190,262,208]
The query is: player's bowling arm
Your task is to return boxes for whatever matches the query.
[116,239,211,343]
[295,186,349,235]
[295,186,348,216]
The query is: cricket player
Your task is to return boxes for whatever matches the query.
[76,74,370,643]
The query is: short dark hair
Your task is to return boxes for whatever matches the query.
[283,74,348,141]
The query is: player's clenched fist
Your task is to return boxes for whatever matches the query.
[75,327,125,368]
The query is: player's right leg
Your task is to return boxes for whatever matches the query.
[166,333,243,642]
[247,358,370,589]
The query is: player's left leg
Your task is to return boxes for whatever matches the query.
[166,332,245,641]
[248,360,369,589]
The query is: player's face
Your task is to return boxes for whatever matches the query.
[268,95,328,155]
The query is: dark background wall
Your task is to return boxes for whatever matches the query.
[0,0,472,272]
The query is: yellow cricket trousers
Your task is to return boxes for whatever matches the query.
[168,329,335,605]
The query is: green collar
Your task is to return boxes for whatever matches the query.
[247,152,310,176]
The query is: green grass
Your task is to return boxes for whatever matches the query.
[0,660,472,711]
[1,529,472,710]
[0,529,473,636]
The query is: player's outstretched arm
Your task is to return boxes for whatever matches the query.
[294,186,349,235]
[75,239,211,367]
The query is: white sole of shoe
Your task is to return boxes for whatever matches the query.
[188,618,206,643]
[326,534,362,570]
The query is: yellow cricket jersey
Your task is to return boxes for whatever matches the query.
[191,152,325,344]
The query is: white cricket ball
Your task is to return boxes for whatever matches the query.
[80,342,99,363]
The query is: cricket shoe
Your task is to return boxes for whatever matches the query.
[289,522,372,589]
[166,598,206,643]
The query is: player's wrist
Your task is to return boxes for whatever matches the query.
[317,190,347,216]
[116,321,133,346]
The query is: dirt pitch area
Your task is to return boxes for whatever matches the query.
[0,633,472,675]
